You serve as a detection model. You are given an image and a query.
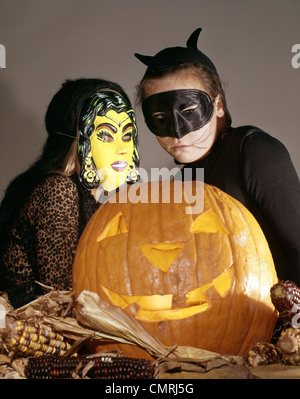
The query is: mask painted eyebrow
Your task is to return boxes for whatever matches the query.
[96,122,117,134]
[122,122,134,134]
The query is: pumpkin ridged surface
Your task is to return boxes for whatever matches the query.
[73,181,277,357]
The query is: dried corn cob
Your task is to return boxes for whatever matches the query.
[5,320,71,357]
[270,280,300,324]
[277,328,300,354]
[25,355,154,379]
[248,343,282,367]
[277,328,300,365]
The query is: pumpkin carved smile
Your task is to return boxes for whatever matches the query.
[98,264,233,321]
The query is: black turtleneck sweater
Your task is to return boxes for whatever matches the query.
[181,125,300,285]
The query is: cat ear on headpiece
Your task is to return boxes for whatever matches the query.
[135,28,203,65]
[134,53,154,67]
[186,27,202,49]
[134,27,218,74]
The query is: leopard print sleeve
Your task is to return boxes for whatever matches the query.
[30,175,80,291]
[1,173,101,307]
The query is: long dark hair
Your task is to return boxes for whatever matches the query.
[0,78,132,242]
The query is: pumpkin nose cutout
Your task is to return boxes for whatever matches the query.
[140,242,185,272]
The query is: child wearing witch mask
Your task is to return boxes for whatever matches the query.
[135,28,300,286]
[0,78,139,308]
[78,91,139,197]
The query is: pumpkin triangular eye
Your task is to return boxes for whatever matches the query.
[97,212,128,242]
[140,242,185,272]
[190,210,231,235]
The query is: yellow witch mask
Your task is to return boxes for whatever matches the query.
[90,110,134,191]
[78,91,139,191]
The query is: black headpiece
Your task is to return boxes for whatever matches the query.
[134,28,218,75]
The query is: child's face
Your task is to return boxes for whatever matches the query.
[143,70,225,164]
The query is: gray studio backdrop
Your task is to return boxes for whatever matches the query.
[0,0,299,199]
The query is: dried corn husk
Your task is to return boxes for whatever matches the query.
[2,288,300,379]
[0,354,27,379]
[74,290,170,358]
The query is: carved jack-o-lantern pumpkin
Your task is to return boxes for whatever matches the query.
[72,181,278,356]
